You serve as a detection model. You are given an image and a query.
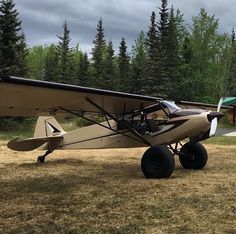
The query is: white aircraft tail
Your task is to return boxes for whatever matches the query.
[34,116,65,138]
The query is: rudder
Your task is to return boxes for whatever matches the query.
[34,116,65,138]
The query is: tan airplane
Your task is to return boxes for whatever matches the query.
[0,76,230,179]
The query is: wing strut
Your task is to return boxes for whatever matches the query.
[85,98,152,146]
[59,107,149,146]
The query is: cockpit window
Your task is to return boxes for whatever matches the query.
[162,101,181,114]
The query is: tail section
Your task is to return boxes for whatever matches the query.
[7,117,64,152]
[34,116,65,138]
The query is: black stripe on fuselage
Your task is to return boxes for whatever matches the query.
[152,119,188,137]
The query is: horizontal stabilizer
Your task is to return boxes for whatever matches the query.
[7,135,63,151]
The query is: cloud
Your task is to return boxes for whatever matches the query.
[14,0,236,53]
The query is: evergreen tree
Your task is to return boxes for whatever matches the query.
[156,0,170,97]
[178,36,194,100]
[231,28,235,42]
[0,0,27,76]
[166,6,181,99]
[42,44,60,82]
[16,32,28,76]
[157,0,169,48]
[130,31,147,93]
[143,12,159,95]
[91,18,106,87]
[174,9,188,57]
[0,0,29,129]
[104,40,115,89]
[182,37,193,64]
[56,21,74,83]
[76,52,90,86]
[117,37,130,91]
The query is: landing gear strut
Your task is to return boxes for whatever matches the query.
[37,150,53,163]
[169,142,208,169]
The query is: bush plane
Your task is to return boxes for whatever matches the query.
[0,76,230,178]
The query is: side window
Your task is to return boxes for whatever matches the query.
[150,108,169,122]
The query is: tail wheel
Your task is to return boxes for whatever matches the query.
[179,142,208,169]
[141,145,175,179]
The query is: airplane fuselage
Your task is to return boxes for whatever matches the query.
[52,109,214,150]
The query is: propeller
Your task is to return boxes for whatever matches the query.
[209,97,224,137]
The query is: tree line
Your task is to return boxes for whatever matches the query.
[1,0,236,105]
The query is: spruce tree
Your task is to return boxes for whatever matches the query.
[143,12,159,95]
[43,44,60,82]
[231,28,235,43]
[166,6,181,99]
[130,31,147,94]
[0,0,27,76]
[56,21,74,84]
[91,18,106,87]
[157,0,169,48]
[76,52,90,86]
[104,40,115,89]
[178,36,194,100]
[16,32,28,76]
[117,37,130,91]
[0,0,29,129]
[156,0,170,98]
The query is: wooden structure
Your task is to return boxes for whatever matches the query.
[222,97,236,125]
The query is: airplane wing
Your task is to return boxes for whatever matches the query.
[177,100,233,113]
[0,76,162,117]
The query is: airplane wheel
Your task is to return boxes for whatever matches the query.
[141,145,175,179]
[179,142,208,169]
[37,156,45,163]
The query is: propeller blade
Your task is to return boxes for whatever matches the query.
[209,117,218,137]
[217,97,225,112]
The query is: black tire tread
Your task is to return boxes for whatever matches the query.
[141,145,175,179]
[179,142,208,169]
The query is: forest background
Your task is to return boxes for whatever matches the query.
[0,0,236,131]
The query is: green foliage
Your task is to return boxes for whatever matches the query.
[76,52,91,86]
[42,44,60,82]
[204,136,236,145]
[26,45,48,80]
[0,0,27,76]
[56,21,74,84]
[0,0,29,130]
[117,37,130,91]
[103,40,116,89]
[166,7,181,99]
[91,18,106,87]
[0,117,35,132]
[225,33,236,96]
[1,0,236,117]
[142,12,159,96]
[130,31,147,94]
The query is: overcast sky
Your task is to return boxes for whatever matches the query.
[15,0,236,53]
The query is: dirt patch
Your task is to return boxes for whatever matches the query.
[0,142,235,233]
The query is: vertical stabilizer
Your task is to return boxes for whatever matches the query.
[34,116,65,138]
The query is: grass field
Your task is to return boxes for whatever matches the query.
[0,141,235,233]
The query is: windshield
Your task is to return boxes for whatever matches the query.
[162,101,181,114]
